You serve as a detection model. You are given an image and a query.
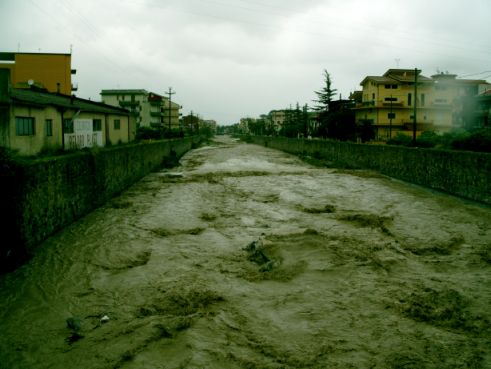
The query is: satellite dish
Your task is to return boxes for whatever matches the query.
[27,79,34,86]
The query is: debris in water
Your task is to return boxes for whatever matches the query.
[66,316,82,331]
[244,234,277,268]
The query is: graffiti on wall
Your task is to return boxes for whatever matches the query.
[64,119,103,150]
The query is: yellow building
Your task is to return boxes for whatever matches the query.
[101,89,181,130]
[354,69,434,140]
[0,52,76,95]
[0,69,135,156]
[354,69,491,140]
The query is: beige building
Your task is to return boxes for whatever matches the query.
[353,69,490,140]
[100,89,181,130]
[0,69,135,156]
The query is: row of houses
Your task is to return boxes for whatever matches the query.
[353,69,490,140]
[246,68,491,140]
[0,51,188,156]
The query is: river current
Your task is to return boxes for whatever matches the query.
[1,136,490,368]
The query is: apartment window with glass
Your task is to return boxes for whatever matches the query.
[93,119,102,132]
[114,119,121,130]
[407,93,412,107]
[15,117,35,136]
[45,119,53,136]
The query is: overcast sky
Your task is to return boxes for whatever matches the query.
[1,0,490,125]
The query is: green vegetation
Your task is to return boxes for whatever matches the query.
[387,128,491,153]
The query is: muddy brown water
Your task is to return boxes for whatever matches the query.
[1,136,490,369]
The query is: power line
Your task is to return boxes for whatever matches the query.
[460,70,491,78]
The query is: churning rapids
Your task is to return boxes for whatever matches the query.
[1,136,490,369]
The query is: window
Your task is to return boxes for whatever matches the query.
[385,84,397,89]
[421,94,425,107]
[45,119,53,136]
[114,119,121,130]
[384,97,398,102]
[408,93,412,107]
[388,112,396,119]
[64,119,74,134]
[16,117,35,136]
[372,93,375,100]
[93,119,102,132]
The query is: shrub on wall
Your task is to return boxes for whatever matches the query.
[450,128,491,153]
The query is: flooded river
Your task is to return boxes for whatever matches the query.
[1,136,490,369]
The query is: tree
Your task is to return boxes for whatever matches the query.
[313,70,337,112]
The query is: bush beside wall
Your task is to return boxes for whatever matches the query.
[250,136,491,206]
[0,137,200,273]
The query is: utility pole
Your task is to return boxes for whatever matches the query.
[413,68,419,146]
[166,87,175,131]
[389,94,393,139]
[190,110,194,134]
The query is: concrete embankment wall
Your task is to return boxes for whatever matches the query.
[0,137,200,273]
[248,136,491,206]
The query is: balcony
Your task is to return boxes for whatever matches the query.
[150,111,163,117]
[119,100,139,107]
[402,122,434,131]
[149,99,163,106]
[432,101,451,108]
[382,102,404,107]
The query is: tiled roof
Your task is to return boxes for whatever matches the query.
[361,69,432,85]
[100,89,148,95]
[11,88,130,115]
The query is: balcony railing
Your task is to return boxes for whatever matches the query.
[382,102,404,107]
[402,122,434,131]
[119,100,139,107]
[149,99,163,106]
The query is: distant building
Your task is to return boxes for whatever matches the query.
[475,90,491,128]
[201,119,217,132]
[0,69,135,156]
[0,52,77,95]
[100,89,181,130]
[270,110,286,133]
[353,68,491,140]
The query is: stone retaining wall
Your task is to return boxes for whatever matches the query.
[0,137,201,272]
